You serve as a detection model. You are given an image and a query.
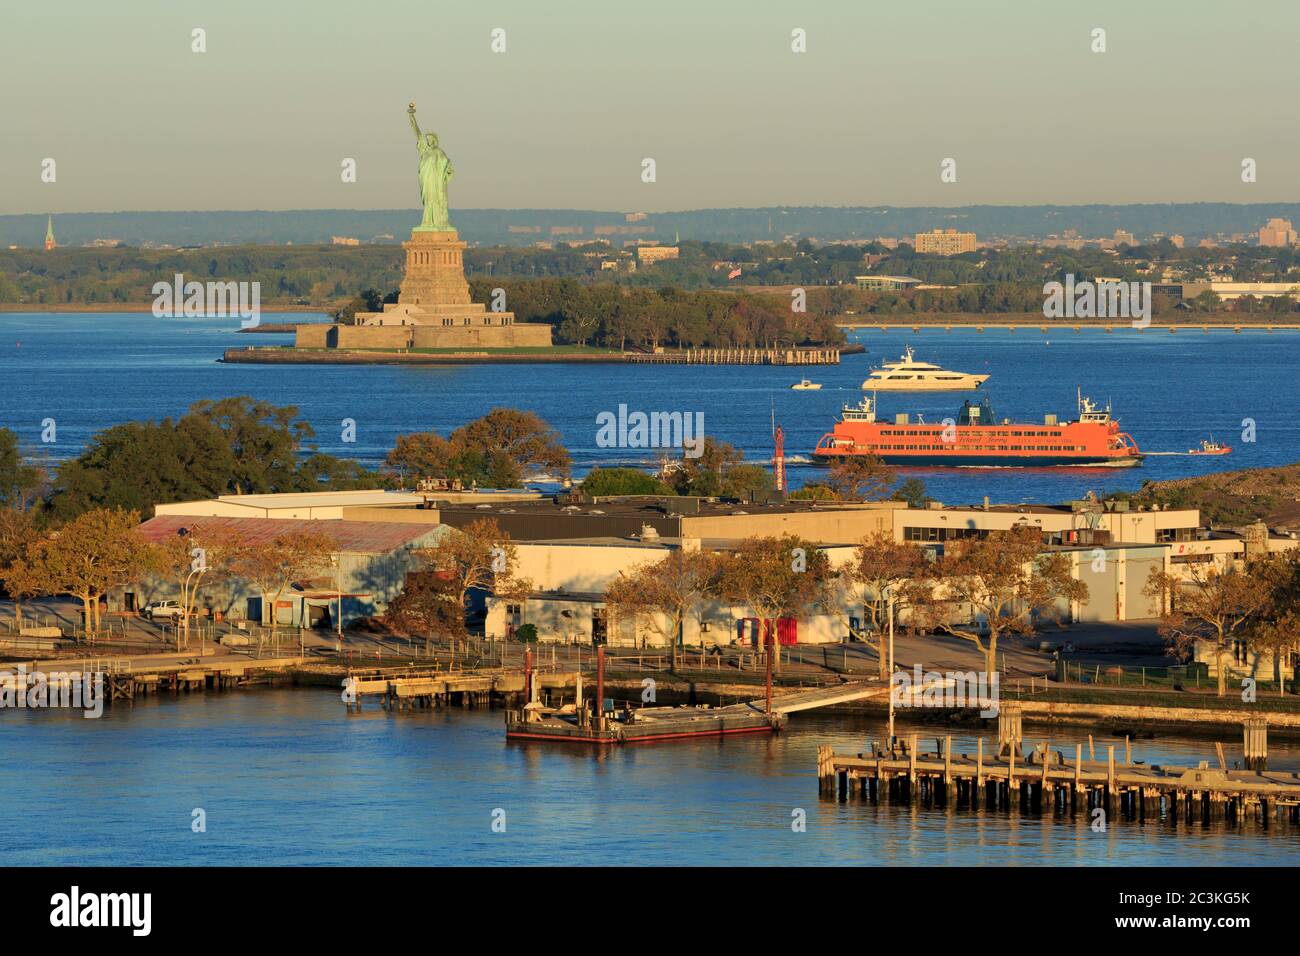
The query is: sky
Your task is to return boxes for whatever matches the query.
[3,0,1298,214]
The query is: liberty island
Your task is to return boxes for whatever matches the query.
[292,103,553,353]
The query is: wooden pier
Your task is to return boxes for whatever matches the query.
[345,666,578,712]
[628,347,841,365]
[817,711,1300,828]
[1,654,304,704]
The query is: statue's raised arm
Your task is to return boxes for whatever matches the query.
[408,101,422,143]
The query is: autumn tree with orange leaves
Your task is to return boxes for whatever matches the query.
[936,526,1086,676]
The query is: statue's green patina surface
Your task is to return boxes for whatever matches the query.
[408,101,454,232]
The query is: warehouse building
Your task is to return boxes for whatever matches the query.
[116,515,447,629]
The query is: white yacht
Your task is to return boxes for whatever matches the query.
[790,379,822,390]
[860,346,989,391]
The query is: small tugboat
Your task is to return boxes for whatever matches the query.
[790,379,822,390]
[1188,437,1232,456]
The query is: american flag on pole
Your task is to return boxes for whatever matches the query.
[727,267,742,280]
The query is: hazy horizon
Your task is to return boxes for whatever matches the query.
[5,0,1299,215]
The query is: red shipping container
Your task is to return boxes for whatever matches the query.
[777,617,798,646]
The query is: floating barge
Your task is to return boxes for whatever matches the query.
[506,702,786,744]
[505,646,895,746]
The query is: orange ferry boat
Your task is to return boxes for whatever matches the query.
[813,391,1143,468]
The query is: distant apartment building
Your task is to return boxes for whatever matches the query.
[549,226,584,236]
[593,224,655,236]
[330,236,360,246]
[508,225,543,234]
[1113,229,1136,246]
[913,228,976,256]
[1153,280,1300,301]
[624,212,648,223]
[636,245,680,265]
[1259,218,1297,247]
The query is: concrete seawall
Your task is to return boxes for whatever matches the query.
[222,344,865,365]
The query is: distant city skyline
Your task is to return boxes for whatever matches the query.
[5,0,1300,215]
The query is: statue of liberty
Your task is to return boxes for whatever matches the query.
[408,102,454,232]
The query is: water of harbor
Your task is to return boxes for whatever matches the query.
[2,688,1297,866]
[1,312,1297,504]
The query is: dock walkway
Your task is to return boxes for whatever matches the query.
[1,652,304,702]
[817,733,1300,826]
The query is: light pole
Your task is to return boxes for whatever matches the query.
[182,565,204,652]
[330,555,343,651]
[886,585,895,748]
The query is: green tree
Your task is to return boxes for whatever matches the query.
[387,409,570,489]
[49,398,370,518]
[188,396,313,495]
[667,438,772,499]
[0,428,42,509]
[827,455,897,501]
[579,467,672,497]
[892,477,929,508]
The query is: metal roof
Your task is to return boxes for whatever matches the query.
[212,490,427,508]
[136,516,442,554]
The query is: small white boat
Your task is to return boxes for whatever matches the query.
[790,379,822,390]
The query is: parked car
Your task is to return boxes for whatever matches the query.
[141,600,184,622]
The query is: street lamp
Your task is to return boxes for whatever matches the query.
[330,555,343,651]
[182,564,205,653]
[886,584,895,748]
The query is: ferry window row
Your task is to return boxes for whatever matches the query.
[869,445,1085,452]
[878,430,1065,438]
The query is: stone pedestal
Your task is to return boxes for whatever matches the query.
[304,227,553,350]
[399,230,471,306]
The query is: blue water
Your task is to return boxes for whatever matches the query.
[0,313,1295,504]
[2,313,1296,865]
[2,689,1297,866]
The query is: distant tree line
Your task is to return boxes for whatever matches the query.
[464,279,844,349]
[7,241,1299,319]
